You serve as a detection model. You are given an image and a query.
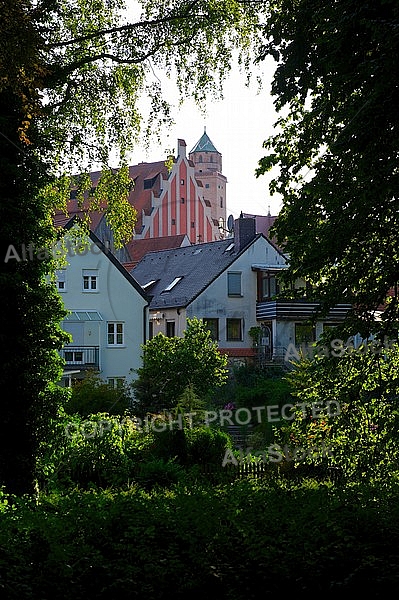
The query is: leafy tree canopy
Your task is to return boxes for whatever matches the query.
[256,0,399,339]
[132,317,229,417]
[1,0,265,245]
[0,0,263,494]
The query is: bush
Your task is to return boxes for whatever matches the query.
[185,426,233,465]
[133,458,185,490]
[64,371,133,417]
[38,412,154,490]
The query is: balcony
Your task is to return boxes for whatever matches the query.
[59,346,100,370]
[256,300,352,321]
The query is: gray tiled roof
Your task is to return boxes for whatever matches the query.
[131,237,243,309]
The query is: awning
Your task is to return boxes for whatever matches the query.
[63,310,103,321]
[251,264,287,272]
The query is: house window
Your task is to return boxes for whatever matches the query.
[148,320,154,340]
[180,179,184,185]
[220,197,223,208]
[108,377,125,388]
[261,275,279,300]
[82,269,98,292]
[171,218,176,225]
[203,318,219,341]
[227,319,242,341]
[199,156,203,163]
[228,272,242,297]
[295,324,316,346]
[56,269,66,292]
[64,350,84,363]
[107,322,124,345]
[166,320,175,337]
[181,197,185,204]
[205,183,210,189]
[191,222,195,228]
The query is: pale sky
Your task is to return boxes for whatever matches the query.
[125,57,283,221]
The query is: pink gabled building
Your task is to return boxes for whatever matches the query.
[55,131,227,261]
[130,133,226,244]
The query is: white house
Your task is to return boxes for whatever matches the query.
[131,215,351,367]
[55,219,150,387]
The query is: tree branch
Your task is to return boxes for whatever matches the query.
[47,31,197,85]
[46,1,201,50]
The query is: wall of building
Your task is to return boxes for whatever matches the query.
[187,236,285,351]
[57,230,147,385]
[139,140,220,243]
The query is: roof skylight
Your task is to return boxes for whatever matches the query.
[162,276,183,292]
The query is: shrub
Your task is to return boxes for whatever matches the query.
[64,371,133,417]
[185,426,233,465]
[133,458,184,490]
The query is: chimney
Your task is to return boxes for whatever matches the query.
[177,139,186,158]
[234,213,257,251]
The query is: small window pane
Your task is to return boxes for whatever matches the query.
[203,318,219,341]
[228,272,242,296]
[227,319,242,341]
[295,324,315,345]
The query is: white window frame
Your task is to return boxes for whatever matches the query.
[56,269,67,292]
[108,377,125,388]
[82,269,98,292]
[107,322,125,346]
[162,276,183,292]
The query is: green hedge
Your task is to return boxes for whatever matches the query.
[2,477,399,598]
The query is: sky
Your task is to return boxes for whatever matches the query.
[125,57,283,222]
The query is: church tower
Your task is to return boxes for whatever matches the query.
[189,128,227,237]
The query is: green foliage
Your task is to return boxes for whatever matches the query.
[3,479,399,597]
[273,345,399,479]
[149,427,189,465]
[233,367,292,409]
[185,426,233,465]
[256,0,399,336]
[0,0,264,495]
[7,0,265,170]
[134,458,185,490]
[41,412,132,490]
[132,317,228,416]
[64,371,133,417]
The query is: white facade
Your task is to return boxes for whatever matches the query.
[55,225,149,386]
[186,235,286,351]
[145,232,351,367]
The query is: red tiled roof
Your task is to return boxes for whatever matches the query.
[376,287,396,311]
[126,234,191,268]
[128,161,170,231]
[53,201,106,231]
[221,348,257,357]
[243,213,284,251]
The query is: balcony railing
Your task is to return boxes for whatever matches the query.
[256,299,352,321]
[59,346,99,370]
